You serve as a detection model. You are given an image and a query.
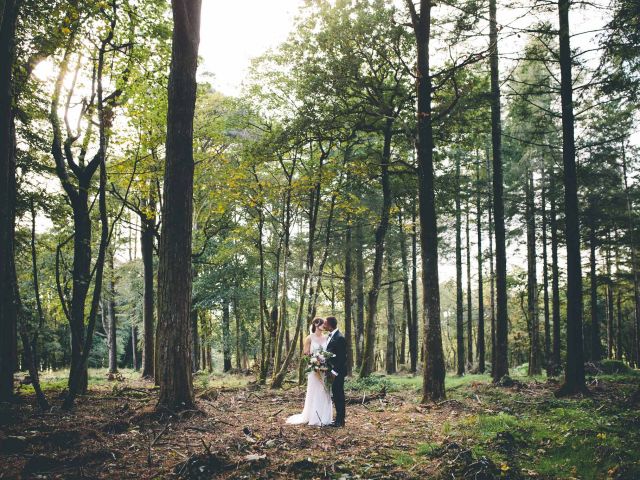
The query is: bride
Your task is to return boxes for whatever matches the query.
[286,317,333,426]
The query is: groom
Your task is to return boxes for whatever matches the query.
[324,316,346,427]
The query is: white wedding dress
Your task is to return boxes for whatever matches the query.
[286,335,334,426]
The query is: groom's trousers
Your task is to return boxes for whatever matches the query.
[332,375,345,424]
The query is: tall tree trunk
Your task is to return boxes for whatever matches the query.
[386,252,396,374]
[398,207,411,367]
[486,150,496,378]
[345,221,354,376]
[131,325,138,371]
[140,199,155,379]
[589,222,600,361]
[273,154,323,388]
[476,154,485,373]
[234,297,242,371]
[541,176,551,375]
[526,171,541,375]
[557,0,586,395]
[406,0,446,401]
[550,174,562,375]
[606,236,614,360]
[355,222,365,367]
[25,202,49,410]
[360,120,394,377]
[107,251,118,374]
[0,0,20,402]
[465,196,473,369]
[455,153,465,376]
[257,205,268,383]
[156,0,202,410]
[621,141,640,366]
[410,200,419,373]
[489,0,509,383]
[616,291,623,361]
[222,298,232,372]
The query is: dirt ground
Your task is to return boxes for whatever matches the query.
[2,371,639,479]
[0,376,473,479]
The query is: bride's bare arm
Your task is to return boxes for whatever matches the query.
[303,336,312,355]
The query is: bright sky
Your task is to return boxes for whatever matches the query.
[198,0,304,95]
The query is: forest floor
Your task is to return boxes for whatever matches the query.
[1,363,640,479]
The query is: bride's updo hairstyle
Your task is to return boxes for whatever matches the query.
[310,317,324,334]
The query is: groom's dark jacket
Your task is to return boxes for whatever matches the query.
[326,330,347,377]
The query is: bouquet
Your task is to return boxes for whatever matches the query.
[304,347,335,392]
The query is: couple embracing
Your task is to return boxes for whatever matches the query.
[286,316,347,428]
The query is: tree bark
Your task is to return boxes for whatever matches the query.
[589,223,601,361]
[489,0,509,383]
[410,200,419,373]
[107,251,118,374]
[550,174,562,375]
[345,221,354,376]
[156,0,202,410]
[140,196,156,379]
[486,150,496,378]
[476,155,485,373]
[541,176,551,375]
[526,171,541,375]
[355,222,365,367]
[222,298,232,372]
[465,196,473,370]
[398,207,412,367]
[360,119,394,377]
[557,0,586,395]
[620,141,640,366]
[455,153,465,376]
[0,0,20,402]
[606,236,614,359]
[406,0,446,401]
[386,252,396,374]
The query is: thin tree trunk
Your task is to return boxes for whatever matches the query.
[410,200,419,373]
[486,150,496,378]
[606,235,614,360]
[386,252,396,374]
[476,154,485,373]
[234,297,242,371]
[541,176,551,375]
[466,196,473,369]
[360,119,394,377]
[345,221,354,376]
[620,140,640,366]
[156,0,202,410]
[131,325,138,371]
[222,298,231,372]
[550,173,562,375]
[398,207,411,367]
[557,0,586,395]
[355,222,365,367]
[455,153,465,376]
[527,171,541,375]
[107,251,118,374]
[140,196,155,379]
[589,223,600,361]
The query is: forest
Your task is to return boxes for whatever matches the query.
[1,0,640,478]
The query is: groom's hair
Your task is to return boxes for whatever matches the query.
[326,316,338,329]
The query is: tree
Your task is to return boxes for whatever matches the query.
[0,0,21,402]
[489,0,509,383]
[155,0,202,410]
[556,0,586,395]
[406,0,446,402]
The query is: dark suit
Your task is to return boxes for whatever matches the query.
[326,329,347,425]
